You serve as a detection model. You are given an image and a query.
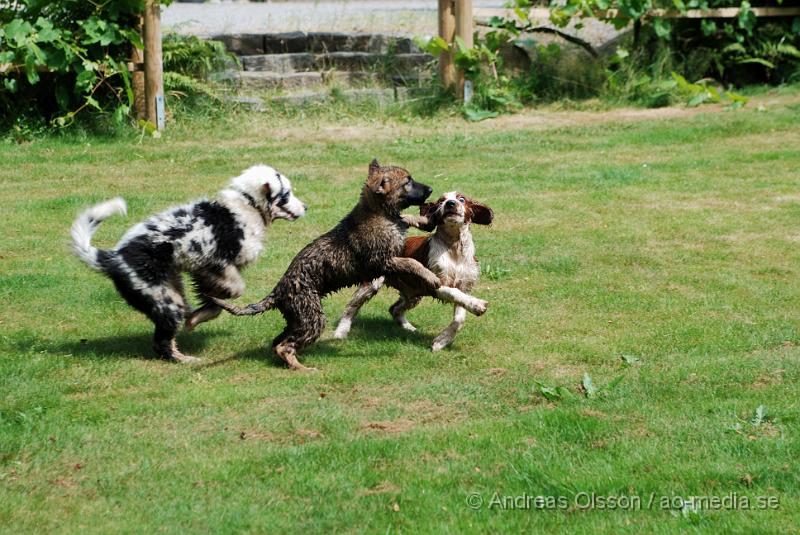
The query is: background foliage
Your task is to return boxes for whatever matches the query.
[0,0,163,131]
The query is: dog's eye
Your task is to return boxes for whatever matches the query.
[458,197,466,204]
[277,191,290,206]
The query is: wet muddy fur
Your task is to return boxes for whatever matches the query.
[216,160,488,371]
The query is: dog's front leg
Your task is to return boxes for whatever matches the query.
[401,214,436,232]
[186,266,246,331]
[387,257,487,316]
[431,305,467,351]
[387,257,441,290]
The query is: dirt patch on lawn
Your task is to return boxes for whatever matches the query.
[361,419,416,434]
[274,92,800,145]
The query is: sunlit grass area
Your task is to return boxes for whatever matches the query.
[1,92,799,532]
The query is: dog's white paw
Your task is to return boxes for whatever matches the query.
[466,298,488,316]
[332,329,349,340]
[176,355,203,364]
[400,321,417,332]
[332,320,351,340]
[431,340,447,351]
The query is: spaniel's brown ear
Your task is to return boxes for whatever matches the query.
[419,201,442,224]
[470,202,494,225]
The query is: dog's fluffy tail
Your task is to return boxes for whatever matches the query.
[71,197,127,271]
[212,295,276,316]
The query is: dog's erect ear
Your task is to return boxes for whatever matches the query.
[367,175,387,194]
[469,202,494,225]
[368,159,381,176]
[366,160,385,193]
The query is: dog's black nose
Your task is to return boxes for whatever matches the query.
[445,199,456,208]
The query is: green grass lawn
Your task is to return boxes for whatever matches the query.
[2,91,800,533]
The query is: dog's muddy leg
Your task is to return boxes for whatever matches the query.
[432,305,467,351]
[186,266,245,331]
[387,257,441,290]
[333,276,384,339]
[274,341,318,372]
[389,294,421,332]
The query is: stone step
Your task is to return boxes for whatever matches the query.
[236,71,323,91]
[231,70,412,91]
[228,87,432,108]
[241,53,316,73]
[214,32,422,55]
[240,52,433,74]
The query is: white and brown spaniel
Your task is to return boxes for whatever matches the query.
[333,191,493,351]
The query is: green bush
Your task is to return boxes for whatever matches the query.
[0,0,163,131]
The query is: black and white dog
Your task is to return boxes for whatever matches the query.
[71,165,306,363]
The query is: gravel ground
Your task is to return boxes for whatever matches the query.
[162,0,495,37]
[163,0,621,47]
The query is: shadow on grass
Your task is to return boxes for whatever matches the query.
[26,315,430,368]
[203,315,430,369]
[43,330,223,361]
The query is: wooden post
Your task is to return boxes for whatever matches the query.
[454,0,473,101]
[143,0,165,130]
[438,0,456,92]
[131,17,146,120]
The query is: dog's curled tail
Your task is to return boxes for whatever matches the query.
[212,295,276,316]
[71,197,127,271]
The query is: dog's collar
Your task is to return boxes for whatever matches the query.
[237,191,269,226]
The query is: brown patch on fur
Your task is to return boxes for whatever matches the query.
[402,235,431,265]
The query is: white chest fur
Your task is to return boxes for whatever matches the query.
[221,199,266,266]
[427,225,479,291]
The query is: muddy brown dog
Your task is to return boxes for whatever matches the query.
[333,191,493,351]
[214,160,488,371]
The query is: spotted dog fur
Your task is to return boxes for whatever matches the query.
[214,160,489,372]
[333,191,492,350]
[70,165,306,363]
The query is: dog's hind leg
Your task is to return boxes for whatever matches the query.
[389,293,421,332]
[272,297,324,371]
[332,276,384,339]
[274,340,318,372]
[431,305,467,351]
[152,300,199,364]
[186,266,245,331]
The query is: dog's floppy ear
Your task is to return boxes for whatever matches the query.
[419,201,442,225]
[469,202,494,225]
